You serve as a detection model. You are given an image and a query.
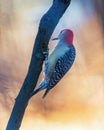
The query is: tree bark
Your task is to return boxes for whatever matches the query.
[6,0,71,130]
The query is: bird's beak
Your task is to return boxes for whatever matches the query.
[52,37,59,40]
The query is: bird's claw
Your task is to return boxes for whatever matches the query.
[43,48,49,75]
[43,48,49,60]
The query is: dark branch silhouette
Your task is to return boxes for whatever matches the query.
[6,0,71,130]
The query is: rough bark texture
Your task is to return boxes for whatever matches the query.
[6,0,71,130]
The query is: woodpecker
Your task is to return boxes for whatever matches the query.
[33,29,76,98]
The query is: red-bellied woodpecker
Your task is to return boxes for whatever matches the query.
[33,29,76,98]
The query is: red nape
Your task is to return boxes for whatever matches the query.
[64,29,74,45]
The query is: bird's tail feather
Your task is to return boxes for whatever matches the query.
[42,89,50,98]
[32,87,41,95]
[32,80,48,96]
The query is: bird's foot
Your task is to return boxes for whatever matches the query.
[43,48,49,60]
[43,48,49,75]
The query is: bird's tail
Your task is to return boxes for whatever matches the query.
[32,87,41,95]
[31,79,48,97]
[42,89,50,98]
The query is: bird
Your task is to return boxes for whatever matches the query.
[33,29,76,98]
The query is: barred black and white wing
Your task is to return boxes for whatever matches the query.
[42,46,76,98]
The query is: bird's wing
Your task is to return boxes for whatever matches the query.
[42,46,76,98]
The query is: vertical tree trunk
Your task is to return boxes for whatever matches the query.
[6,0,71,130]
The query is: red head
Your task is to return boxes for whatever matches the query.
[52,29,74,46]
[59,29,74,45]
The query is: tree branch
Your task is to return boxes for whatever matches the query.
[6,0,71,130]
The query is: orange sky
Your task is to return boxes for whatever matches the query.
[0,0,104,130]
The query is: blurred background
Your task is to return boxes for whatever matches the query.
[0,0,104,130]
